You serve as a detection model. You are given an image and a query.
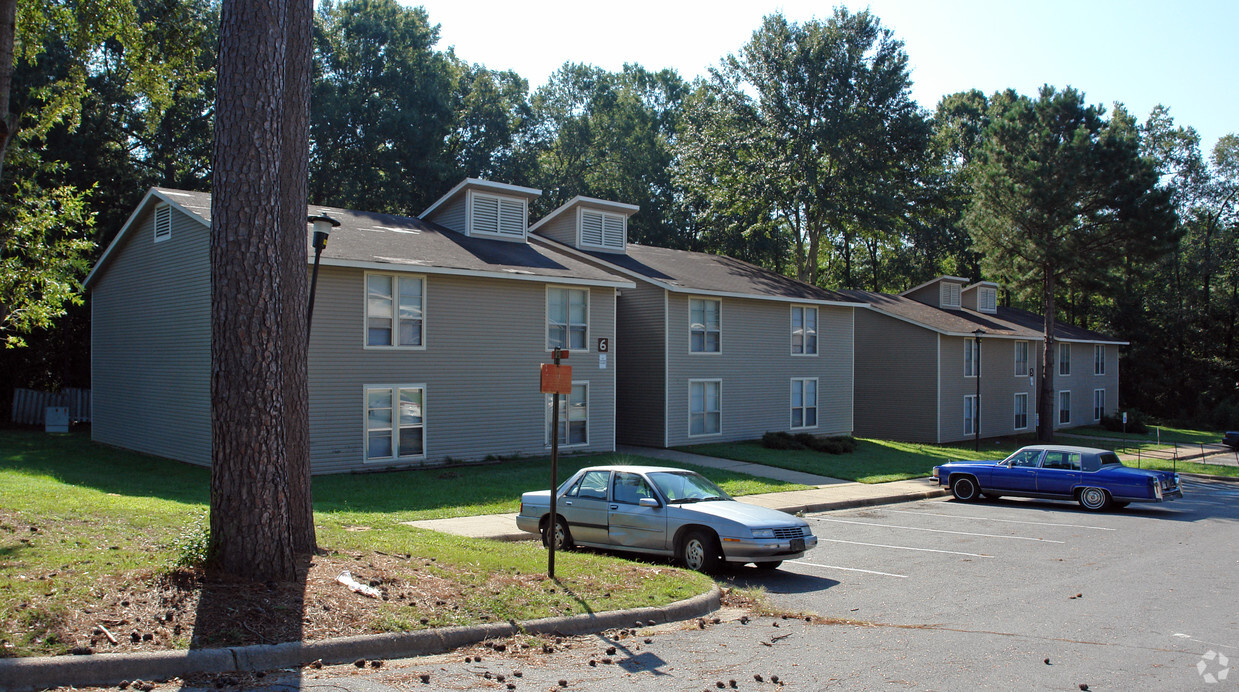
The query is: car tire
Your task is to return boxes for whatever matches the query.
[680,529,722,573]
[1111,501,1129,509]
[542,516,573,551]
[982,492,1002,501]
[951,476,980,502]
[1077,487,1111,511]
[753,561,783,570]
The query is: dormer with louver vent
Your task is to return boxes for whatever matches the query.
[528,196,639,255]
[419,178,542,242]
[962,281,999,314]
[900,276,969,310]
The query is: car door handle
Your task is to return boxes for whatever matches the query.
[563,501,573,506]
[610,504,619,510]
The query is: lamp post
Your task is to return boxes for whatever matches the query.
[306,213,340,339]
[973,328,985,451]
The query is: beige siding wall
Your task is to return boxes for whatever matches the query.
[614,281,666,446]
[91,206,211,466]
[663,295,853,447]
[307,269,617,473]
[1050,342,1120,429]
[427,196,466,233]
[533,213,577,247]
[852,310,939,442]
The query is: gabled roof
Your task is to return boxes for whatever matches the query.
[840,289,1127,344]
[418,177,541,219]
[527,195,640,234]
[533,237,862,307]
[84,188,634,291]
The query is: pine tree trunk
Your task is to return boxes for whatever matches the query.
[281,0,316,555]
[1037,270,1057,442]
[209,0,296,582]
[0,0,18,183]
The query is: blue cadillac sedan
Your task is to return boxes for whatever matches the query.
[933,445,1183,511]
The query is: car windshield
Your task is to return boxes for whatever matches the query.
[648,471,732,504]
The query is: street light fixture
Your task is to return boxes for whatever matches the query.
[973,328,985,451]
[306,212,340,339]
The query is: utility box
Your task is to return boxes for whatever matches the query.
[45,406,69,433]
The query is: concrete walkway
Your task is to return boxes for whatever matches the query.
[615,445,847,486]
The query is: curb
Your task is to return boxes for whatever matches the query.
[0,587,721,692]
[767,487,950,515]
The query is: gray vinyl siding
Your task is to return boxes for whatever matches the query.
[1051,342,1120,428]
[533,212,577,247]
[90,205,211,466]
[307,269,617,473]
[903,283,941,307]
[852,310,939,443]
[425,196,466,234]
[939,336,1040,443]
[615,281,666,446]
[663,295,853,447]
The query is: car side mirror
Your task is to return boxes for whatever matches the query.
[638,497,659,508]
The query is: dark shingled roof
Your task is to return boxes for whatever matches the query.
[839,289,1124,343]
[145,189,629,286]
[563,241,860,304]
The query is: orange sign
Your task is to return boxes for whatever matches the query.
[540,363,573,394]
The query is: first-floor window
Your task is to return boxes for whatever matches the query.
[366,385,424,460]
[547,383,588,446]
[689,380,721,436]
[1093,389,1105,421]
[964,394,978,436]
[1014,392,1028,430]
[791,378,818,429]
[1058,391,1071,425]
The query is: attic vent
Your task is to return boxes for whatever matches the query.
[940,282,961,309]
[581,209,626,250]
[581,211,604,246]
[471,192,525,238]
[979,287,997,313]
[153,204,172,242]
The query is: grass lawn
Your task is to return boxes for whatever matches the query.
[1125,457,1239,478]
[1061,424,1226,447]
[3,428,807,657]
[681,438,1024,483]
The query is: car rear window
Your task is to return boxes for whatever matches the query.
[1098,452,1123,466]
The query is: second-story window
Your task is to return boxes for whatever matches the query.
[547,287,588,351]
[1094,345,1106,375]
[964,339,979,377]
[366,273,424,347]
[1058,343,1071,375]
[1014,340,1028,376]
[791,306,818,355]
[690,298,721,353]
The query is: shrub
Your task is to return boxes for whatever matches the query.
[1099,410,1148,435]
[761,432,857,454]
[170,509,210,569]
[762,431,804,450]
[817,436,858,454]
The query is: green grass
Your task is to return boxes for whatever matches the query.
[680,438,1024,483]
[1123,457,1239,478]
[1061,424,1226,446]
[2,428,764,657]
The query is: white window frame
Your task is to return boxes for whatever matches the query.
[790,377,818,430]
[153,203,172,242]
[1093,389,1105,421]
[546,381,589,447]
[688,379,722,437]
[978,287,997,313]
[467,190,526,239]
[1014,392,1028,430]
[1094,345,1106,375]
[546,286,590,352]
[791,306,818,356]
[364,272,426,349]
[1058,390,1071,425]
[940,282,961,308]
[364,384,426,462]
[1014,340,1028,377]
[579,208,626,250]
[964,394,978,436]
[688,297,722,354]
[964,339,979,378]
[1058,342,1071,375]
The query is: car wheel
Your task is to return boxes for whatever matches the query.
[982,492,1002,501]
[541,516,573,551]
[680,529,722,573]
[951,476,980,502]
[753,561,783,570]
[1078,487,1111,511]
[1111,501,1129,509]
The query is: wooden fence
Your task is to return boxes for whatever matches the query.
[10,388,91,425]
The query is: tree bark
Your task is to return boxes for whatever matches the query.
[0,0,18,183]
[209,0,296,581]
[1037,270,1056,442]
[280,0,316,554]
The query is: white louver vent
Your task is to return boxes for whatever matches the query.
[154,204,172,242]
[581,210,604,246]
[498,198,525,237]
[602,214,625,248]
[471,192,525,239]
[580,209,626,249]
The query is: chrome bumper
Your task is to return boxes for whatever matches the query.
[720,534,818,562]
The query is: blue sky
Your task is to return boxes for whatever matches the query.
[408,0,1235,155]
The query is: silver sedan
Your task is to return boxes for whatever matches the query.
[516,465,817,572]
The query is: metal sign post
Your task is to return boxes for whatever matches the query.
[540,348,571,579]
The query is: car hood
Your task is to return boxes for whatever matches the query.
[671,500,806,528]
[937,460,1004,470]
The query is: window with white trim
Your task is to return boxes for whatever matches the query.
[1058,343,1071,375]
[1058,390,1071,425]
[1094,345,1105,375]
[547,287,588,350]
[1093,389,1105,421]
[365,385,424,461]
[580,209,626,250]
[689,380,721,436]
[689,298,721,353]
[964,394,978,436]
[546,382,588,446]
[978,286,997,313]
[366,273,424,347]
[154,203,172,242]
[791,378,818,429]
[940,282,961,308]
[1014,392,1028,430]
[791,306,818,355]
[964,339,979,377]
[470,192,526,238]
[1014,340,1029,376]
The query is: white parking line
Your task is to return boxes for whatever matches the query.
[816,537,994,558]
[809,517,1065,543]
[787,560,908,578]
[882,509,1116,531]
